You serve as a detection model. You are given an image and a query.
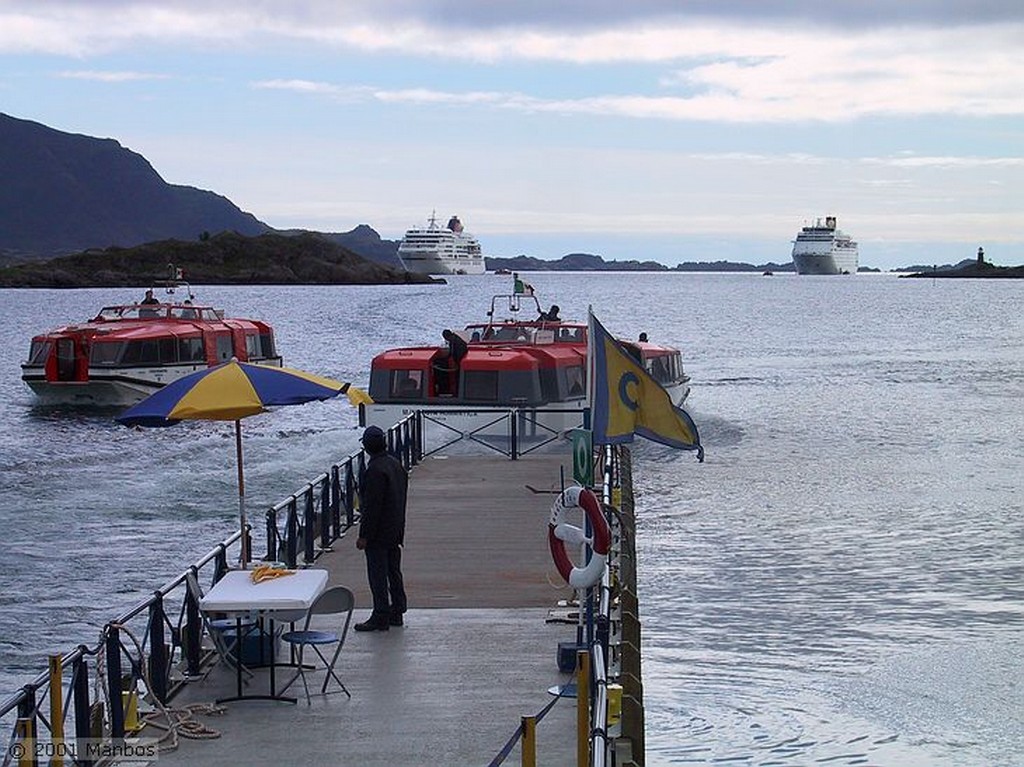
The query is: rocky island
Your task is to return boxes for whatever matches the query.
[900,248,1024,279]
[0,231,441,288]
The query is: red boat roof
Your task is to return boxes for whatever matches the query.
[31,301,273,342]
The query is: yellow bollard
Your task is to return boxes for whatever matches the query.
[121,691,140,732]
[607,683,623,727]
[576,650,590,767]
[48,654,64,767]
[15,717,35,767]
[520,715,536,767]
[120,673,140,733]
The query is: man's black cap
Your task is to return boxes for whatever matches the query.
[361,425,386,454]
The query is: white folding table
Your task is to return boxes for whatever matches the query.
[200,568,329,703]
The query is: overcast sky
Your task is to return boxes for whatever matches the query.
[2,1,1022,268]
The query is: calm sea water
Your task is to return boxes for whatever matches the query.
[1,274,1022,766]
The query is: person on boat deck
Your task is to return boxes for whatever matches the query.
[441,329,468,394]
[355,426,408,632]
[539,304,560,322]
[639,332,649,342]
[139,289,160,317]
[179,300,197,319]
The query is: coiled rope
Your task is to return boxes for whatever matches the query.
[95,622,226,753]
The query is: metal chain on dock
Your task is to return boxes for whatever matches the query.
[485,683,571,767]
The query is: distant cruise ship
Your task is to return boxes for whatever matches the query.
[397,213,486,275]
[791,216,859,275]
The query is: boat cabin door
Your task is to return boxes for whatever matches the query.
[55,338,79,381]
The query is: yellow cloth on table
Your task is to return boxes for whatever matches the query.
[250,564,297,584]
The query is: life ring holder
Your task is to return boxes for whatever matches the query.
[548,486,610,589]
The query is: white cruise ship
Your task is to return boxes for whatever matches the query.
[397,213,486,275]
[791,216,859,275]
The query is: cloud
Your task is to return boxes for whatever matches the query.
[16,1,1024,31]
[58,70,171,82]
[253,40,1024,123]
[862,155,1024,168]
[4,4,1023,124]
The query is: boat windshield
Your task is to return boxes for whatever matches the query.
[92,304,220,321]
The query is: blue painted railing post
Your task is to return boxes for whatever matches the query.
[303,489,315,564]
[320,476,331,549]
[285,498,298,569]
[511,409,519,460]
[184,572,202,677]
[265,508,277,562]
[72,650,93,766]
[104,627,125,739]
[344,463,355,528]
[214,547,228,582]
[331,466,342,537]
[148,595,168,704]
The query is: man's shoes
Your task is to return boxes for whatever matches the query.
[354,619,390,632]
[389,614,404,627]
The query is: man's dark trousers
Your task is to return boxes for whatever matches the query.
[365,543,406,621]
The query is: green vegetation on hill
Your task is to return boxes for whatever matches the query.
[0,231,440,287]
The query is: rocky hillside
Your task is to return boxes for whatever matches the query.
[0,113,268,260]
[0,231,440,287]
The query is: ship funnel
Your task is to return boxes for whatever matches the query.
[447,216,464,233]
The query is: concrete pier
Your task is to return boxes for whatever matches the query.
[147,452,585,766]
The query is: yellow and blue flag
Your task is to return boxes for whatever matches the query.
[589,312,703,460]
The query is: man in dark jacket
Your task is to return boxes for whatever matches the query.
[354,425,408,631]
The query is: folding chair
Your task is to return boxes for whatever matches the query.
[280,586,354,704]
[185,570,255,680]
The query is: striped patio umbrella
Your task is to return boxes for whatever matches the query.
[117,359,373,566]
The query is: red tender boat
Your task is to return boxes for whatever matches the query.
[22,284,282,407]
[359,290,690,440]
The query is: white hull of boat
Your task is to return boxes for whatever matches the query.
[792,252,858,275]
[22,359,283,407]
[22,364,208,406]
[399,254,487,276]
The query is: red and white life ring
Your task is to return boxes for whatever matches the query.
[548,486,610,589]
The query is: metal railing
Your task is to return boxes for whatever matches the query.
[263,414,420,568]
[487,443,632,767]
[0,415,420,766]
[415,406,586,459]
[0,536,237,767]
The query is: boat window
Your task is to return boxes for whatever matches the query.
[159,338,177,364]
[28,340,52,365]
[245,334,260,359]
[390,370,423,399]
[650,356,669,383]
[463,370,499,401]
[557,327,578,342]
[214,334,234,362]
[177,337,204,362]
[89,341,123,365]
[121,339,161,365]
[259,333,276,359]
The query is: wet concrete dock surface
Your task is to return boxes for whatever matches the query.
[142,453,585,766]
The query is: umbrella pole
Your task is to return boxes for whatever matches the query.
[235,419,249,569]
